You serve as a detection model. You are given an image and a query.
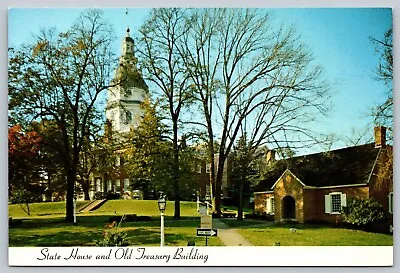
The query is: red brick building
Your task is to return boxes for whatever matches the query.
[253,126,393,231]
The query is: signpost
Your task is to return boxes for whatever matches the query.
[201,214,212,229]
[197,226,217,246]
[197,188,217,246]
[205,185,211,215]
[197,229,218,236]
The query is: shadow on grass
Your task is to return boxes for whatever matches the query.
[219,218,341,231]
[9,230,102,247]
[9,215,206,247]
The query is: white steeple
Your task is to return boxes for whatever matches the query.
[106,27,148,134]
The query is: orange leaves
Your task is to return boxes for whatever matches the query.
[32,41,48,57]
[8,125,42,158]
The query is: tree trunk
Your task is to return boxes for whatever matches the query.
[45,173,52,201]
[214,157,225,216]
[65,171,75,222]
[82,178,90,200]
[172,121,180,220]
[237,181,244,221]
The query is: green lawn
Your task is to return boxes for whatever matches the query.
[9,200,223,247]
[220,219,393,246]
[8,201,91,218]
[9,200,199,219]
[9,200,393,247]
[9,216,223,247]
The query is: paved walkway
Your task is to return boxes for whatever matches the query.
[212,218,253,246]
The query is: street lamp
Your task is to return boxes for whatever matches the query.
[73,195,76,225]
[73,183,77,225]
[158,193,166,247]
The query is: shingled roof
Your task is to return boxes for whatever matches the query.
[253,143,381,192]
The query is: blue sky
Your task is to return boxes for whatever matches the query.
[8,8,392,153]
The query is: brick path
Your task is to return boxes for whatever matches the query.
[212,218,253,246]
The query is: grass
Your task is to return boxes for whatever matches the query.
[9,200,199,219]
[92,200,199,217]
[8,200,223,247]
[9,215,224,247]
[8,201,91,218]
[9,200,393,247]
[220,219,393,246]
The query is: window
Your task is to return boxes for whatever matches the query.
[388,192,393,214]
[96,179,101,192]
[115,180,121,192]
[325,192,346,214]
[124,111,132,124]
[124,178,130,191]
[331,193,341,213]
[266,196,275,215]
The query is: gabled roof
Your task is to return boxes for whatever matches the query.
[253,143,381,192]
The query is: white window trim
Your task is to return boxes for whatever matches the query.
[388,192,393,214]
[266,196,275,215]
[325,192,346,214]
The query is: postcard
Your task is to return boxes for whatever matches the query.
[7,6,393,266]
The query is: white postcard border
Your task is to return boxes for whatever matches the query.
[8,246,393,266]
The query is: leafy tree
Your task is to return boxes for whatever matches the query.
[94,123,121,198]
[176,137,199,201]
[30,119,67,201]
[231,134,261,220]
[125,98,173,199]
[342,198,385,227]
[8,9,120,222]
[8,125,43,214]
[370,28,393,138]
[8,125,42,191]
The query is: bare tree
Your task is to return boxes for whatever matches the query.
[179,9,330,215]
[137,8,192,219]
[8,9,119,222]
[370,28,393,139]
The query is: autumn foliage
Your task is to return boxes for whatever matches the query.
[8,125,42,186]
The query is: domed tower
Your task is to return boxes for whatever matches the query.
[106,28,148,134]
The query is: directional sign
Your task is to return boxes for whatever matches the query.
[197,229,218,237]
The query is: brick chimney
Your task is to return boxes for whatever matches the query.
[374,126,386,148]
[266,150,276,165]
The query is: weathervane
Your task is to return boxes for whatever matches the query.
[125,8,129,30]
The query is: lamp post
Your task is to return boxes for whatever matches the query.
[158,193,166,247]
[73,183,77,225]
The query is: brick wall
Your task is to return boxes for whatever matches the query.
[313,185,369,224]
[254,192,274,213]
[369,147,393,214]
[274,170,304,223]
